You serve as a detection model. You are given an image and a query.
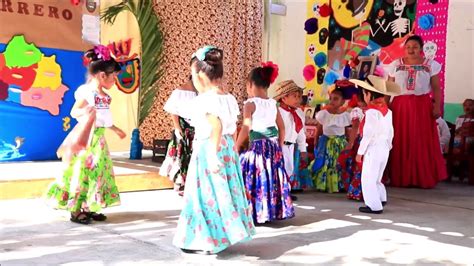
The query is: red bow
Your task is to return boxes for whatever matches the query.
[71,0,81,5]
[280,103,303,133]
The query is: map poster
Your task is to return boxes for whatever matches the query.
[0,0,94,161]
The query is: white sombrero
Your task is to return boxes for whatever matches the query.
[350,75,401,97]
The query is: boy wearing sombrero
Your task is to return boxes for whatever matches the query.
[274,80,310,199]
[350,75,400,214]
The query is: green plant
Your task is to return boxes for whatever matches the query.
[102,0,164,126]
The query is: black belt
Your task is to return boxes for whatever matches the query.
[284,141,295,145]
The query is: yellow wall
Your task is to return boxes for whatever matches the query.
[100,0,140,152]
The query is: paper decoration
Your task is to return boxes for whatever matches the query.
[418,13,436,30]
[82,14,100,45]
[305,18,319,34]
[415,0,449,114]
[303,64,316,81]
[423,41,438,60]
[305,0,330,105]
[314,52,327,68]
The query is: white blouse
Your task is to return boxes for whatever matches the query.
[191,90,240,140]
[245,97,277,132]
[388,58,442,96]
[279,107,307,152]
[316,109,351,136]
[74,83,113,128]
[163,89,197,120]
[357,109,394,156]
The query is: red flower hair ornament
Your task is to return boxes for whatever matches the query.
[261,61,279,84]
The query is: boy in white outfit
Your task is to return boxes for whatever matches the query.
[273,80,307,200]
[350,75,401,214]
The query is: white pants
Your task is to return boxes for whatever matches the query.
[361,143,389,211]
[282,144,294,183]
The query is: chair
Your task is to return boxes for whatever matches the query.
[152,139,169,164]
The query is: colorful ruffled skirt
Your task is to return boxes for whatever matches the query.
[240,137,295,224]
[173,135,255,254]
[337,136,363,200]
[309,135,347,193]
[159,117,194,191]
[46,128,121,212]
[290,147,313,190]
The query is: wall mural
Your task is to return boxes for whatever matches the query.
[0,1,94,162]
[304,0,448,106]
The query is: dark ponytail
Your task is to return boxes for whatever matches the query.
[194,48,224,80]
[248,66,276,88]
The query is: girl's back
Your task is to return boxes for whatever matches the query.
[245,97,277,132]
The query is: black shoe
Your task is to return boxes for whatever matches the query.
[359,206,383,214]
[291,189,303,194]
[290,195,298,201]
[180,248,212,255]
[382,201,387,207]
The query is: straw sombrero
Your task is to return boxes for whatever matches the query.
[349,75,401,97]
[273,80,304,101]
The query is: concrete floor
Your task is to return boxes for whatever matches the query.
[0,183,473,265]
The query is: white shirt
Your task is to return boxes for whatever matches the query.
[163,89,197,120]
[436,117,451,152]
[245,97,277,132]
[279,107,307,152]
[316,109,351,136]
[191,91,240,140]
[357,109,394,156]
[388,58,442,96]
[74,83,113,128]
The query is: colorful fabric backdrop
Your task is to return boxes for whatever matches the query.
[0,1,95,161]
[139,0,263,147]
[304,0,449,106]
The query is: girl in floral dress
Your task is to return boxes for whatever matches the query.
[338,93,366,201]
[47,46,126,224]
[173,46,255,254]
[309,88,351,193]
[236,62,295,224]
[159,60,197,195]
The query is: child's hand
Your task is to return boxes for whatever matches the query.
[114,127,126,139]
[355,154,363,163]
[208,154,223,173]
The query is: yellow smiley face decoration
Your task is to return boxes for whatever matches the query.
[331,0,375,29]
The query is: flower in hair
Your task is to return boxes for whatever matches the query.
[192,45,217,61]
[82,55,92,66]
[94,45,111,61]
[261,61,279,84]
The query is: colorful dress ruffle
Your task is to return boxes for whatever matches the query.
[338,136,363,200]
[309,135,347,193]
[173,135,255,253]
[159,117,194,191]
[290,147,313,190]
[47,128,121,212]
[240,133,294,224]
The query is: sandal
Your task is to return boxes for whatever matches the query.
[88,212,107,221]
[70,212,92,225]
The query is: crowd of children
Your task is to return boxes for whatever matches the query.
[46,36,470,254]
